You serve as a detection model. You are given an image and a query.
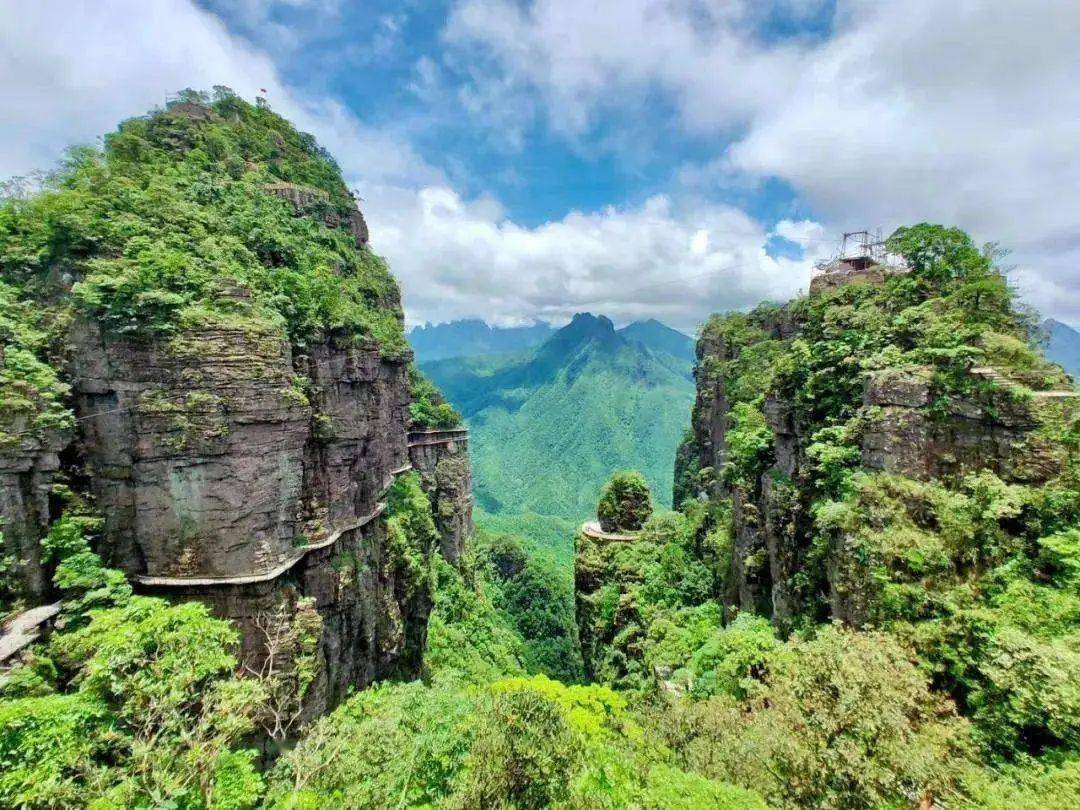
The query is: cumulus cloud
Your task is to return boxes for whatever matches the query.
[374,188,829,330]
[0,1,437,190]
[446,0,1080,321]
[729,0,1080,320]
[444,0,805,137]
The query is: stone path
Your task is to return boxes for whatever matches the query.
[970,366,1079,399]
[407,427,469,448]
[0,602,61,666]
[580,520,638,542]
[136,502,388,588]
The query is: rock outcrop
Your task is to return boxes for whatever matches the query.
[58,313,433,716]
[0,92,469,721]
[407,428,472,565]
[0,426,69,604]
[682,288,1078,628]
[574,522,640,681]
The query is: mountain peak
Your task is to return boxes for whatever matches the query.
[551,313,618,351]
[567,312,615,332]
[617,319,694,363]
[1042,317,1080,378]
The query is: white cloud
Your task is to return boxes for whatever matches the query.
[373,187,829,331]
[0,1,437,190]
[728,0,1080,320]
[446,0,1080,322]
[444,0,805,137]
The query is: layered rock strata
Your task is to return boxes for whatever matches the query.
[407,427,472,565]
[686,305,1077,626]
[0,94,470,722]
[0,317,472,717]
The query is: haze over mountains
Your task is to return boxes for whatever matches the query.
[1043,318,1080,379]
[408,319,556,362]
[416,314,695,552]
[409,316,694,364]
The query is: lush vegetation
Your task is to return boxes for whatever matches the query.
[4,85,1076,807]
[423,312,694,555]
[0,514,273,808]
[572,223,1079,806]
[472,530,584,682]
[0,279,73,449]
[596,470,654,532]
[407,364,462,429]
[267,674,767,809]
[0,87,406,357]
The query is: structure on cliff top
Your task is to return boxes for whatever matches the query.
[809,230,909,295]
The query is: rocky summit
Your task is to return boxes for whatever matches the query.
[0,90,471,719]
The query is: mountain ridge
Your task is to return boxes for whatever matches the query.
[1043,317,1080,379]
[421,312,695,552]
[408,318,554,362]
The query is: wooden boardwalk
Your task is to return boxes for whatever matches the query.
[580,520,637,542]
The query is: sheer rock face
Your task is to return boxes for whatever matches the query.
[0,426,69,604]
[407,430,472,565]
[5,313,461,718]
[68,318,314,578]
[859,367,1064,483]
[686,310,1074,626]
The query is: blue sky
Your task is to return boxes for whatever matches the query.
[198,0,819,229]
[2,1,1078,331]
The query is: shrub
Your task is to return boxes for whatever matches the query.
[663,626,975,808]
[597,470,653,532]
[689,613,779,699]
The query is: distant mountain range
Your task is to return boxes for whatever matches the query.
[408,319,555,362]
[418,314,695,554]
[1043,318,1080,379]
[409,316,694,367]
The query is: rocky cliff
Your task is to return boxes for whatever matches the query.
[407,427,472,565]
[678,232,1079,629]
[0,90,471,716]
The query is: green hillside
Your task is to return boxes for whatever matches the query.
[423,313,695,554]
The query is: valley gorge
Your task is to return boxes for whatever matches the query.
[0,93,1077,809]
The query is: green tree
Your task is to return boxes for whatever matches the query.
[886,223,992,284]
[661,626,974,809]
[597,470,653,532]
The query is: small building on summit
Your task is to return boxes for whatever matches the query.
[809,231,909,295]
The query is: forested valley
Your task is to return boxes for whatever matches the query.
[0,92,1077,809]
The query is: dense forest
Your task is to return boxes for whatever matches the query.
[0,93,1077,808]
[423,313,694,554]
